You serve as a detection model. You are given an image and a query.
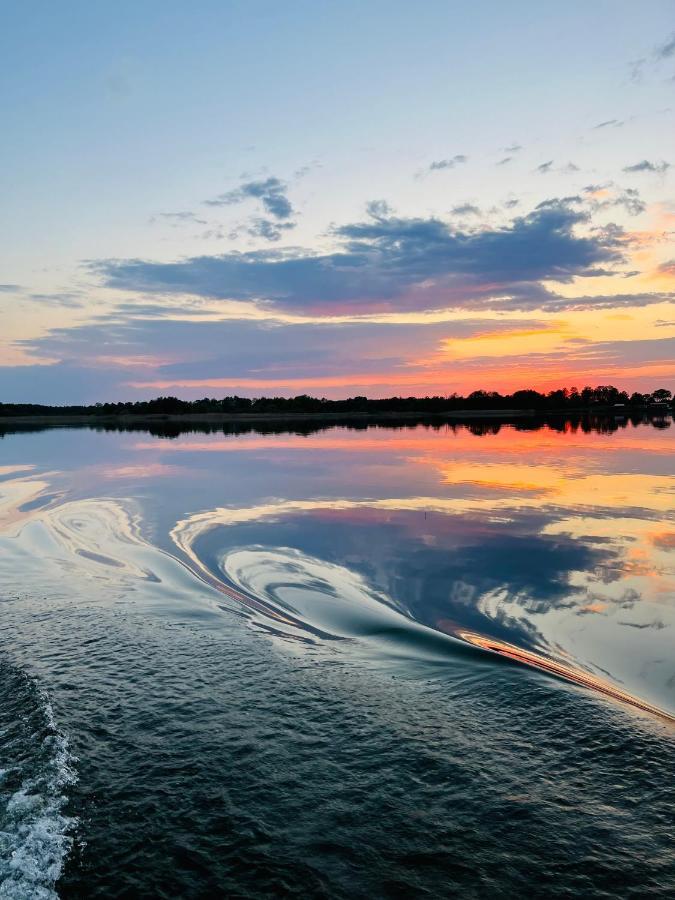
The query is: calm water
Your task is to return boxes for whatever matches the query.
[0,417,673,898]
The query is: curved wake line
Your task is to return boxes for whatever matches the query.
[456,631,675,724]
[174,538,675,726]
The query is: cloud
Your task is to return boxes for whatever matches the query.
[536,161,579,175]
[154,211,208,226]
[450,203,481,217]
[629,32,675,82]
[503,144,522,153]
[654,32,675,60]
[592,119,623,130]
[17,310,544,391]
[623,160,670,174]
[496,157,512,166]
[583,183,646,217]
[628,58,645,82]
[205,177,294,220]
[365,199,393,219]
[612,188,646,216]
[0,284,21,293]
[26,292,84,308]
[428,155,467,171]
[246,218,296,242]
[96,198,625,315]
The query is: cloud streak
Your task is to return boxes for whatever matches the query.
[205,176,294,220]
[623,160,670,174]
[428,155,467,171]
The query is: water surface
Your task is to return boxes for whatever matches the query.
[0,417,673,897]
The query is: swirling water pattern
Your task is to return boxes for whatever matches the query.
[0,419,673,897]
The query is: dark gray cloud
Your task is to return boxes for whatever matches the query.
[623,159,670,174]
[592,119,623,130]
[496,157,512,166]
[205,177,294,220]
[0,284,21,293]
[536,160,554,174]
[95,198,625,314]
[429,154,467,171]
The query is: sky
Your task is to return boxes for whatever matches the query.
[1,0,674,403]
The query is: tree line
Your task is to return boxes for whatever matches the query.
[0,385,672,418]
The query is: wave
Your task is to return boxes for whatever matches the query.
[0,661,77,899]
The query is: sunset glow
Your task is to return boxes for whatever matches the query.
[1,5,673,403]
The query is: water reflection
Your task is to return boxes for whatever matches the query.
[0,416,673,721]
[171,496,674,719]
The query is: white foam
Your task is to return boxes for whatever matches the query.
[0,693,77,899]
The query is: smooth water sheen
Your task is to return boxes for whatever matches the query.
[0,418,673,897]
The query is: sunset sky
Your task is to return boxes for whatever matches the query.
[2,1,674,403]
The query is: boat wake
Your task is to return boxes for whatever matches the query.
[0,660,77,899]
[171,505,675,724]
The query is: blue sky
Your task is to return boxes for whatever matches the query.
[1,1,674,402]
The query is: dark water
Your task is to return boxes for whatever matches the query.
[0,418,673,897]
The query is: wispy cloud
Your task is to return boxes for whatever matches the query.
[536,161,579,175]
[592,119,623,130]
[205,177,295,220]
[451,203,481,217]
[153,211,208,226]
[623,159,670,174]
[203,176,297,242]
[583,183,646,216]
[428,154,467,172]
[22,292,84,308]
[246,218,296,242]
[654,32,675,60]
[365,199,393,219]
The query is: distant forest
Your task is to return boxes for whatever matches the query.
[0,385,673,418]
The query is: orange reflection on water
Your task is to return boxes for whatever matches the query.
[132,423,675,459]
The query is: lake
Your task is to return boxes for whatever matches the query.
[0,416,673,898]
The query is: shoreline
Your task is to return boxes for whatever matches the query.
[0,405,670,427]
